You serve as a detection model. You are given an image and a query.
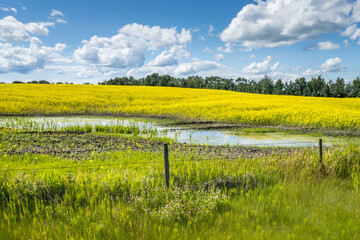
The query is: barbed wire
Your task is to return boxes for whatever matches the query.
[0,161,162,173]
[0,137,351,173]
[0,152,278,173]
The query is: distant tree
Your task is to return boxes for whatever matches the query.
[329,78,346,98]
[235,77,248,92]
[274,79,284,95]
[96,74,360,98]
[144,73,160,86]
[322,82,330,97]
[258,75,274,94]
[345,82,353,97]
[28,80,39,84]
[307,76,326,97]
[13,81,24,84]
[248,80,260,93]
[186,76,205,88]
[179,78,187,87]
[351,77,360,97]
[159,75,177,87]
[294,77,307,96]
[284,81,296,95]
[39,80,50,84]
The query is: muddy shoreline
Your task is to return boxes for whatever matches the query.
[1,113,360,137]
[0,130,303,160]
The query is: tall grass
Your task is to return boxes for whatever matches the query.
[0,117,158,135]
[1,143,360,239]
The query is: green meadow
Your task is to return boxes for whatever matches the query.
[1,126,360,239]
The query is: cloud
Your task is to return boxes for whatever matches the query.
[148,45,190,67]
[305,41,340,51]
[49,9,67,24]
[0,7,17,14]
[269,72,298,82]
[320,57,346,72]
[292,66,302,71]
[25,22,55,35]
[302,69,321,76]
[220,0,355,48]
[0,16,30,42]
[249,54,256,59]
[243,56,279,75]
[0,16,54,42]
[173,60,222,75]
[217,42,234,53]
[239,47,252,52]
[353,0,360,22]
[343,39,350,47]
[118,23,191,48]
[76,67,100,79]
[342,24,360,41]
[317,41,340,50]
[56,18,67,24]
[0,37,68,73]
[203,47,212,53]
[214,53,224,62]
[125,58,235,78]
[50,9,64,17]
[74,23,191,69]
[208,24,214,36]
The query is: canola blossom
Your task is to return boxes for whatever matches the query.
[1,84,360,129]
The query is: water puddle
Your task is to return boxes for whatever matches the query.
[0,116,324,147]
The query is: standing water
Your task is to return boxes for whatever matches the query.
[0,116,320,147]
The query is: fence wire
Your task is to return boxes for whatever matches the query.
[0,139,341,173]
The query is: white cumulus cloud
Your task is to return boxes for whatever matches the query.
[221,0,355,48]
[0,7,17,14]
[50,9,65,17]
[173,60,222,75]
[125,58,235,78]
[0,16,54,42]
[217,42,234,53]
[214,53,224,62]
[317,41,340,50]
[302,69,321,76]
[148,45,190,67]
[74,23,192,69]
[320,57,346,72]
[243,56,279,75]
[25,22,55,35]
[49,9,67,24]
[342,24,360,41]
[0,37,68,73]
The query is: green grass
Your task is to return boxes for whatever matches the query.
[1,128,360,239]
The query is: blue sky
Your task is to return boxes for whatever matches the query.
[0,0,359,83]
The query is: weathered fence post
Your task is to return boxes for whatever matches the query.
[318,139,323,164]
[163,143,170,188]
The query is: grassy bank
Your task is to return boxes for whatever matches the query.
[1,128,360,239]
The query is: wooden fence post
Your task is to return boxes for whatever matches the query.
[319,139,323,164]
[163,143,170,188]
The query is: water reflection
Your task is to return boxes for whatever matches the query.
[0,116,317,147]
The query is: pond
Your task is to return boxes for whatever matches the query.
[0,116,327,147]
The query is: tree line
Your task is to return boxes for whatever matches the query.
[99,73,360,98]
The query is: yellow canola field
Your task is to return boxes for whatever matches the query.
[1,84,360,129]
